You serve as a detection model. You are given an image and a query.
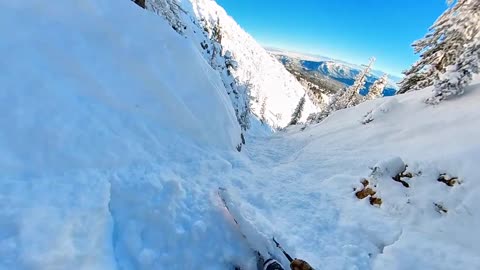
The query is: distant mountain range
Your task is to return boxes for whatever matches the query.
[268,48,400,97]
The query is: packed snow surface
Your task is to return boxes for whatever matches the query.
[1,1,480,270]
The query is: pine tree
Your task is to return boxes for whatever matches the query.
[289,95,306,125]
[336,57,376,108]
[426,0,480,104]
[260,97,267,124]
[367,74,389,100]
[306,91,341,124]
[209,18,224,67]
[399,0,480,100]
[427,41,479,104]
[398,3,456,94]
[212,18,223,44]
[306,58,377,125]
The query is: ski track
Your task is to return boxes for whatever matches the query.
[231,135,377,270]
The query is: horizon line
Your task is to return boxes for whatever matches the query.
[262,45,405,78]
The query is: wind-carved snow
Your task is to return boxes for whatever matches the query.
[1,1,480,270]
[0,1,244,269]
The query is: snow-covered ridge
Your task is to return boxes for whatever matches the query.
[190,0,318,127]
[147,0,318,128]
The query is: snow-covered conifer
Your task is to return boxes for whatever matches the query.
[289,95,306,125]
[426,0,480,104]
[260,97,267,124]
[336,57,375,108]
[133,0,146,8]
[306,58,376,125]
[367,74,389,100]
[399,0,480,102]
[306,91,340,124]
[147,0,186,33]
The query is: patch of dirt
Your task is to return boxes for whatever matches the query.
[392,169,413,188]
[437,174,459,187]
[355,179,382,207]
[369,197,383,206]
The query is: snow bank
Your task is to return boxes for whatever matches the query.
[0,0,240,175]
[371,157,406,179]
[0,0,246,269]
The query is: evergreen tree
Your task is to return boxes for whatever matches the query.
[147,0,185,33]
[260,97,267,124]
[289,95,306,125]
[367,74,389,100]
[399,0,480,100]
[212,18,223,44]
[336,57,376,108]
[306,58,376,125]
[426,0,480,104]
[306,91,341,124]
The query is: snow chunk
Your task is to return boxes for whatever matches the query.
[371,157,407,179]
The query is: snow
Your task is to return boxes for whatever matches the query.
[1,0,480,270]
[371,157,406,179]
[235,79,480,269]
[0,0,243,269]
[186,0,318,127]
[0,0,240,174]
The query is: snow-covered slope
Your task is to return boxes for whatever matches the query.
[190,0,317,127]
[0,0,246,166]
[2,1,479,270]
[148,0,318,128]
[0,1,244,269]
[236,78,480,269]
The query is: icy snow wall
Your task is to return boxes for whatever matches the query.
[0,0,248,269]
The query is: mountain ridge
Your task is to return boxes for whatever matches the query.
[145,0,319,129]
[270,49,399,99]
[1,1,479,270]
[266,47,403,82]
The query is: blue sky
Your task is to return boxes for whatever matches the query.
[216,0,448,76]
